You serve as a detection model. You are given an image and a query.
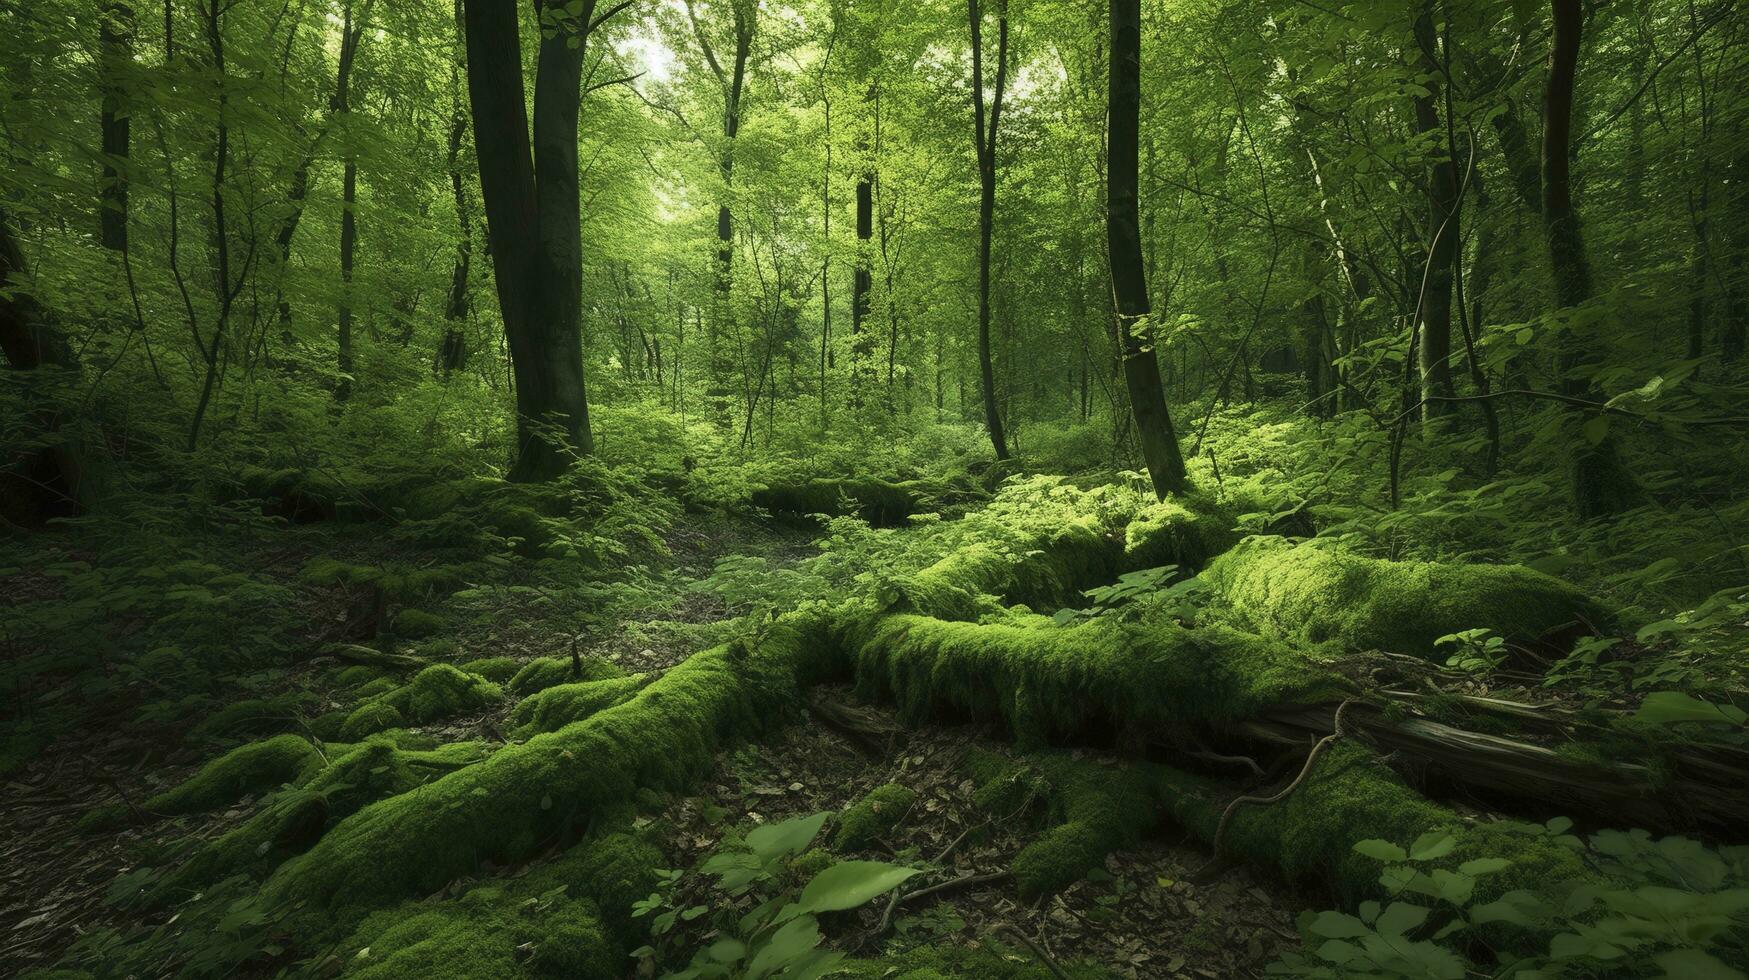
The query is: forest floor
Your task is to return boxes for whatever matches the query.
[0,507,1303,978]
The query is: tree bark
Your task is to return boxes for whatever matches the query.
[99,3,133,252]
[1412,5,1457,422]
[1542,0,1630,518]
[1107,0,1185,498]
[462,0,600,481]
[970,0,1010,460]
[334,0,359,401]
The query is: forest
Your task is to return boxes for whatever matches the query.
[2,0,1748,976]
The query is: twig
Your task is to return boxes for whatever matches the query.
[991,923,1069,980]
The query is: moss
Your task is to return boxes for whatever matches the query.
[847,611,1348,748]
[894,519,1121,622]
[187,693,310,743]
[309,709,350,741]
[1204,536,1612,659]
[391,608,448,639]
[965,753,1161,900]
[149,740,494,904]
[1155,742,1593,908]
[77,803,131,835]
[260,617,825,920]
[342,831,658,979]
[345,888,612,980]
[509,674,649,737]
[341,664,501,739]
[1120,494,1236,572]
[354,677,398,699]
[340,701,407,740]
[507,654,625,698]
[834,784,918,850]
[750,476,940,526]
[790,846,835,879]
[335,665,384,688]
[145,734,324,816]
[460,657,521,682]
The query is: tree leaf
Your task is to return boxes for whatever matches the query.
[797,860,920,913]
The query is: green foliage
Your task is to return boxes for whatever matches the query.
[145,734,324,816]
[1272,821,1749,979]
[634,811,920,979]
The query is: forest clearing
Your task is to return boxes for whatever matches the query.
[3,0,1749,977]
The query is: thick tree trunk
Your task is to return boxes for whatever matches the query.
[1412,6,1456,422]
[99,3,133,252]
[462,0,596,482]
[1724,149,1748,362]
[1,213,85,522]
[1107,0,1184,498]
[970,0,1009,460]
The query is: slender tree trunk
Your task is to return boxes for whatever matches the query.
[99,3,133,252]
[851,82,875,399]
[334,0,358,401]
[1413,5,1457,422]
[1725,147,1749,362]
[462,0,600,481]
[969,0,1009,460]
[1108,0,1185,497]
[439,0,471,375]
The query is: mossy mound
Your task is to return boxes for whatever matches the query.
[846,611,1349,747]
[509,674,650,737]
[894,519,1120,621]
[258,618,825,920]
[965,751,1162,899]
[76,803,131,835]
[507,654,625,697]
[1120,495,1236,572]
[390,608,448,638]
[834,783,918,851]
[149,739,493,904]
[750,476,952,526]
[341,831,659,979]
[1205,536,1611,659]
[460,657,521,682]
[339,664,501,739]
[146,734,325,816]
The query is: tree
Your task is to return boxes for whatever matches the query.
[1541,0,1632,517]
[461,0,629,480]
[1,211,85,519]
[98,2,132,252]
[1411,3,1457,422]
[1107,0,1186,498]
[969,0,1010,460]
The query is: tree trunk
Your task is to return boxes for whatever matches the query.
[1412,5,1456,422]
[334,0,359,401]
[970,0,1010,460]
[851,82,875,399]
[1,214,85,522]
[99,3,133,252]
[1542,0,1631,518]
[439,0,471,375]
[462,0,597,482]
[1107,0,1185,498]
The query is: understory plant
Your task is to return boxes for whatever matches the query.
[633,812,920,979]
[1271,819,1749,978]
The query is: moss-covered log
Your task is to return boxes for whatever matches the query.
[751,477,953,526]
[1205,536,1610,659]
[257,617,831,921]
[145,733,325,816]
[845,610,1350,747]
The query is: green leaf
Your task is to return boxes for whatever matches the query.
[797,860,921,913]
[1581,414,1611,446]
[1306,910,1371,939]
[745,811,830,861]
[706,937,747,964]
[744,914,821,979]
[1409,831,1457,862]
[1458,857,1512,877]
[1353,839,1408,862]
[1375,901,1429,940]
[1634,692,1748,727]
[1653,948,1747,980]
